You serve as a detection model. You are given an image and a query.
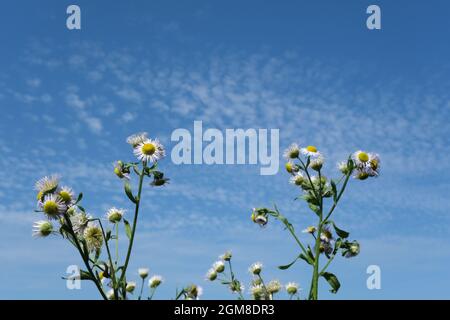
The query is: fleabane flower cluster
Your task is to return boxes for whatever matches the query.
[252,140,380,300]
[130,131,165,164]
[31,133,169,301]
[351,150,380,180]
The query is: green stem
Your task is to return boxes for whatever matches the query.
[138,278,145,300]
[63,214,108,300]
[149,287,156,300]
[270,208,310,260]
[309,169,324,300]
[324,172,351,222]
[95,219,118,299]
[115,223,119,266]
[320,254,336,274]
[256,274,270,299]
[228,260,244,300]
[119,161,147,298]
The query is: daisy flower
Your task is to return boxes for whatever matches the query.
[32,220,54,237]
[70,212,92,235]
[286,282,299,295]
[289,172,305,186]
[113,161,129,180]
[219,251,232,261]
[366,153,380,177]
[285,161,299,174]
[133,138,165,163]
[352,150,370,167]
[251,213,268,227]
[302,226,316,234]
[318,241,333,256]
[301,145,321,158]
[205,268,217,281]
[320,226,333,243]
[344,241,361,258]
[35,174,59,200]
[283,143,300,160]
[149,275,163,288]
[337,161,351,175]
[106,207,125,223]
[213,260,225,273]
[249,262,263,275]
[39,194,66,219]
[106,289,115,300]
[250,284,265,300]
[138,268,149,279]
[309,155,324,171]
[354,169,369,180]
[126,132,148,148]
[185,284,202,300]
[126,281,137,293]
[229,280,244,294]
[83,224,103,252]
[196,286,204,299]
[267,280,282,294]
[58,186,75,205]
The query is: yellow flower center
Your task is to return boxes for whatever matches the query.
[59,191,72,203]
[141,143,156,155]
[36,191,43,201]
[306,145,317,153]
[358,152,369,162]
[114,167,124,178]
[43,201,58,215]
[285,162,293,173]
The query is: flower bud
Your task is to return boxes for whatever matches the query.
[310,157,324,171]
[249,262,263,275]
[286,282,299,295]
[149,275,163,288]
[220,251,232,261]
[267,280,281,294]
[32,221,54,237]
[213,261,225,273]
[206,269,217,281]
[126,281,136,293]
[138,268,149,279]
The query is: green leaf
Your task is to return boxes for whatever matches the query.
[299,253,314,266]
[80,270,95,281]
[278,255,300,270]
[307,245,315,262]
[105,230,112,242]
[124,182,137,203]
[308,203,320,216]
[321,272,341,293]
[330,221,350,238]
[75,192,83,204]
[331,180,337,203]
[333,238,342,255]
[347,157,354,171]
[124,219,132,239]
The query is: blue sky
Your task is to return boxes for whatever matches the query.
[0,0,449,299]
